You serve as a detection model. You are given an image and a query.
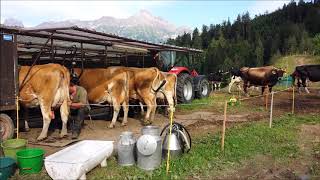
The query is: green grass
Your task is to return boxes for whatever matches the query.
[176,93,268,113]
[84,114,320,179]
[13,114,320,179]
[273,55,320,74]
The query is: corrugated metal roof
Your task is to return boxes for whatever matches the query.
[1,25,203,53]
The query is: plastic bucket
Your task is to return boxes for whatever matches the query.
[1,139,27,161]
[0,157,16,180]
[16,148,45,175]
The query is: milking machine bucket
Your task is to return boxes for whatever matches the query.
[161,122,191,158]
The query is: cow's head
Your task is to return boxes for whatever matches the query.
[271,68,285,80]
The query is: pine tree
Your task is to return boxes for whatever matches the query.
[288,36,297,54]
[201,25,210,49]
[192,28,202,49]
[255,38,264,66]
[313,33,320,55]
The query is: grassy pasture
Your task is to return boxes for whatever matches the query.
[273,55,320,74]
[83,114,320,179]
[12,55,320,179]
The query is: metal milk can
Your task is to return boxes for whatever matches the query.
[117,131,136,166]
[136,126,162,171]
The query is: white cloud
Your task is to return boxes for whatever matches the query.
[1,1,168,27]
[249,0,291,16]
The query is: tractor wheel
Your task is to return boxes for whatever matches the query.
[196,78,210,98]
[0,114,14,141]
[176,73,194,103]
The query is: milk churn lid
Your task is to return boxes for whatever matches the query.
[137,135,157,156]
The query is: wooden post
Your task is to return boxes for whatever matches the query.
[50,38,54,61]
[16,96,19,139]
[269,92,274,128]
[166,110,174,175]
[292,86,295,114]
[221,101,227,151]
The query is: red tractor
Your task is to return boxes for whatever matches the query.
[159,51,211,103]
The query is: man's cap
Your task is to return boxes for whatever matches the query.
[70,73,79,85]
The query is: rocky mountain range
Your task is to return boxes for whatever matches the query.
[3,10,191,43]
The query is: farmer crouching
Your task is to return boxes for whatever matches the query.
[69,74,90,139]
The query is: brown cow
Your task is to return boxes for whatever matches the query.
[140,72,177,116]
[87,72,129,128]
[239,66,285,95]
[74,66,166,124]
[19,64,70,140]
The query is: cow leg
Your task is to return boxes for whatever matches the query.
[121,101,129,126]
[228,78,235,94]
[142,98,153,125]
[109,103,120,128]
[243,81,249,96]
[164,92,175,117]
[59,99,69,138]
[38,103,52,141]
[139,102,145,116]
[23,108,30,132]
[150,97,157,123]
[304,87,310,93]
[301,77,310,93]
[24,120,30,132]
[261,86,266,95]
[268,86,273,93]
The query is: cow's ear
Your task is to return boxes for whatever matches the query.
[272,69,277,74]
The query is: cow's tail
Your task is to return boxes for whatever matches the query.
[151,68,166,93]
[125,71,130,100]
[60,66,71,112]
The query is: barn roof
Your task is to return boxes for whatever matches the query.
[0,25,202,53]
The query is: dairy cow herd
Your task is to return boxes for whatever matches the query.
[18,63,319,140]
[18,64,176,140]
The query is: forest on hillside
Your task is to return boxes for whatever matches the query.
[166,0,320,74]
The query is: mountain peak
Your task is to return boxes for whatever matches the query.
[3,18,24,27]
[32,10,191,43]
[137,9,153,17]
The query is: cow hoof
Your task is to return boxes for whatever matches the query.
[121,123,127,127]
[60,133,68,139]
[108,124,115,128]
[142,120,152,126]
[36,136,47,141]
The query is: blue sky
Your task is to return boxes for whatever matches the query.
[1,1,291,29]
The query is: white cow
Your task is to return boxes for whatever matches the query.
[228,75,260,94]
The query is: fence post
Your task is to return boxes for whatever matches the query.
[16,96,19,139]
[265,91,269,110]
[269,92,274,128]
[221,101,227,151]
[292,86,295,114]
[166,110,174,175]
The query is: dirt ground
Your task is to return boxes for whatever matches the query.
[20,88,320,157]
[210,124,320,180]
